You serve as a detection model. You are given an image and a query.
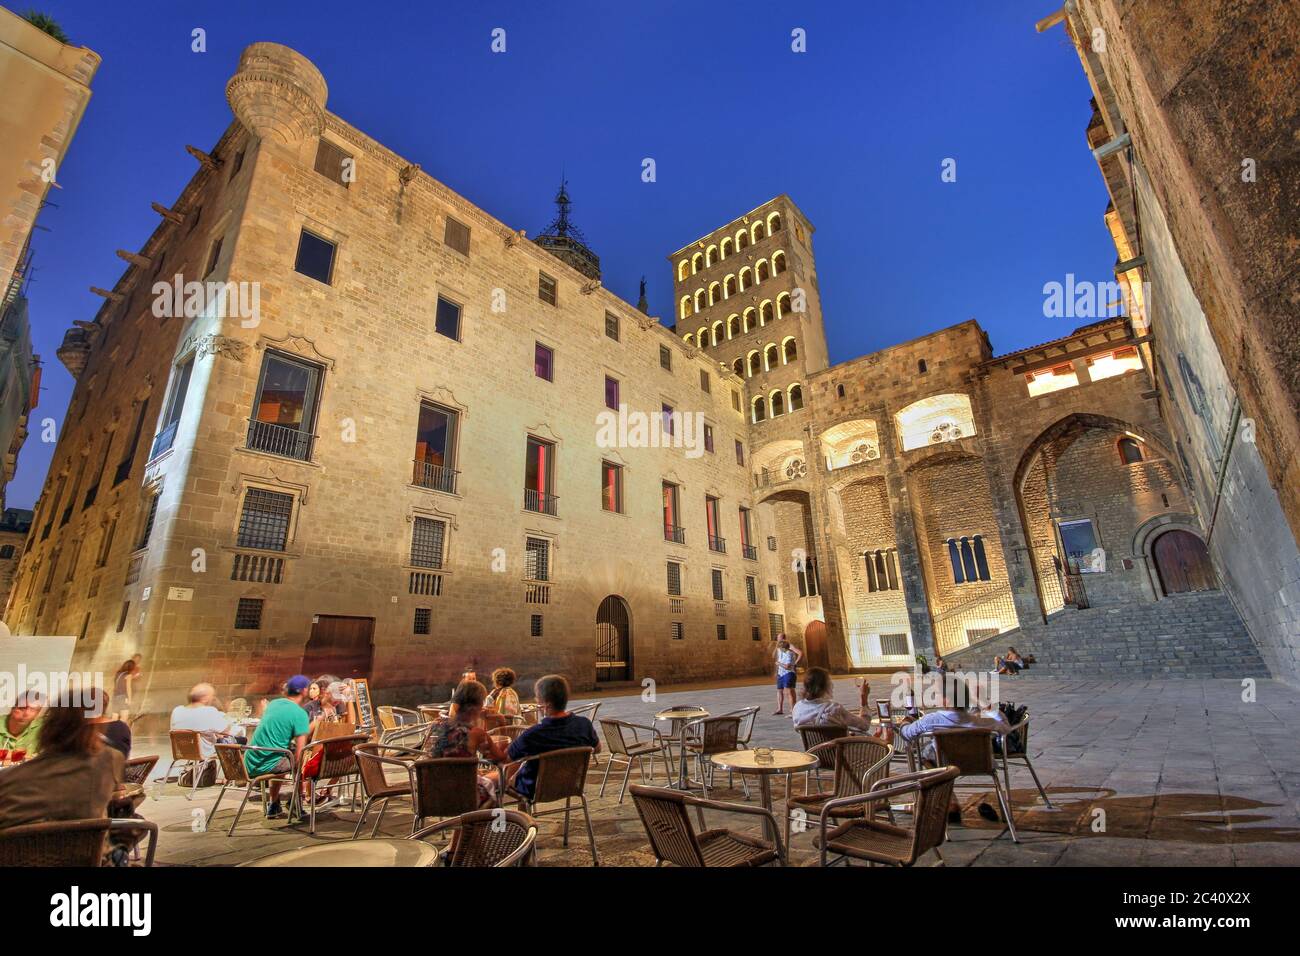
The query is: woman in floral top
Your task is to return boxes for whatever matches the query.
[484,667,521,718]
[425,680,509,806]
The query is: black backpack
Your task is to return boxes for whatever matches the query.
[993,702,1028,754]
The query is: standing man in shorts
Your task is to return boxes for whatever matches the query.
[244,675,311,819]
[772,636,802,715]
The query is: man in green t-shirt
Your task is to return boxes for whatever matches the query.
[1,692,46,757]
[246,675,311,818]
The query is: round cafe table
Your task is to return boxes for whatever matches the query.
[709,749,818,842]
[241,837,441,867]
[654,706,709,789]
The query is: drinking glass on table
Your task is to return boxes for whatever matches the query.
[0,748,9,765]
[10,749,26,763]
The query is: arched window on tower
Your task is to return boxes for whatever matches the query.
[751,396,766,423]
[783,338,797,364]
[756,260,770,283]
[725,275,737,297]
[744,308,757,333]
[772,251,787,274]
[737,231,748,251]
[721,237,733,259]
[777,293,791,318]
[691,253,702,274]
[727,315,740,338]
[733,358,743,377]
[752,221,766,243]
[1118,437,1144,463]
[706,245,717,267]
[747,351,761,377]
[770,390,785,417]
[761,301,774,323]
[768,212,782,233]
[764,344,778,370]
[788,384,804,411]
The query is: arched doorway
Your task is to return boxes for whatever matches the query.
[1152,530,1217,594]
[804,620,830,670]
[595,595,631,682]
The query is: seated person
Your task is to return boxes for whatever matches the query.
[1,690,45,757]
[0,688,124,829]
[505,675,600,802]
[304,675,351,725]
[791,667,872,731]
[484,668,521,718]
[425,680,509,806]
[994,647,1024,675]
[170,682,239,760]
[245,675,312,819]
[94,703,133,759]
[893,675,1009,822]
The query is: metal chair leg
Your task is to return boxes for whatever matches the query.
[1023,757,1054,808]
[371,798,390,838]
[228,786,252,836]
[618,757,635,803]
[208,782,228,828]
[352,797,373,839]
[991,774,1019,843]
[580,796,599,866]
[598,754,616,797]
[562,796,572,847]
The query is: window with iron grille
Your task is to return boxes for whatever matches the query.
[605,312,619,341]
[314,139,352,187]
[237,489,293,551]
[746,575,757,605]
[525,537,550,582]
[767,536,777,551]
[699,369,710,393]
[711,568,724,601]
[768,583,778,601]
[751,625,762,642]
[234,597,263,630]
[294,229,336,284]
[414,607,432,635]
[659,345,672,370]
[410,517,446,569]
[538,272,557,305]
[444,216,470,256]
[880,633,910,656]
[667,561,682,596]
[137,494,160,550]
[768,613,785,641]
[530,613,544,637]
[670,622,684,641]
[117,600,130,633]
[716,624,727,641]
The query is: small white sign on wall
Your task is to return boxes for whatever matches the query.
[167,587,194,602]
[141,587,152,601]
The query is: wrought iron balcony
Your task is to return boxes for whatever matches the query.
[149,421,179,460]
[524,489,559,516]
[664,524,686,544]
[742,543,758,560]
[246,419,314,461]
[412,459,459,494]
[708,534,727,554]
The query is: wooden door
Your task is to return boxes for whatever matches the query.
[804,620,830,669]
[1153,530,1216,595]
[302,615,375,681]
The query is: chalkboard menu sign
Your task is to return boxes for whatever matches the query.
[350,678,375,736]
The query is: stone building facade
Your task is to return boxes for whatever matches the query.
[4,40,1285,711]
[1039,1,1300,685]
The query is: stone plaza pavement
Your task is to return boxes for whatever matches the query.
[127,677,1300,866]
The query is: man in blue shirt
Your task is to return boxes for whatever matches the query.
[506,674,600,801]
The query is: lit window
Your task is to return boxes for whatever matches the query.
[1058,519,1102,573]
[1025,364,1079,397]
[1086,346,1142,382]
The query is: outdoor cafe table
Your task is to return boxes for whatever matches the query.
[654,706,709,789]
[709,748,819,842]
[242,837,440,867]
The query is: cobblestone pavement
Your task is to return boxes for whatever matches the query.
[127,677,1300,866]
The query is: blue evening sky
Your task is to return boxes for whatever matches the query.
[11,0,1114,508]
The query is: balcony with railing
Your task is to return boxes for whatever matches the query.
[246,418,314,462]
[231,552,284,584]
[708,534,727,554]
[742,543,758,560]
[524,580,551,604]
[524,489,559,516]
[664,524,686,544]
[412,460,459,494]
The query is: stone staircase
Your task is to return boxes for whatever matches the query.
[940,591,1269,679]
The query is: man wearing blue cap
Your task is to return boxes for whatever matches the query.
[245,675,312,819]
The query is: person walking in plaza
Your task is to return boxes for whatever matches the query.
[110,657,142,722]
[772,636,803,715]
[245,675,312,819]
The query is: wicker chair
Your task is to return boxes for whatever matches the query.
[998,715,1053,809]
[681,715,742,797]
[0,818,159,867]
[209,743,299,835]
[816,766,958,866]
[490,724,528,744]
[568,702,602,765]
[796,724,851,793]
[164,729,218,799]
[299,732,368,834]
[380,721,430,748]
[352,743,416,838]
[786,735,892,849]
[410,809,538,866]
[630,784,785,867]
[597,717,670,802]
[377,705,423,732]
[417,705,448,724]
[504,746,599,864]
[410,756,498,833]
[122,754,159,786]
[931,728,1018,842]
